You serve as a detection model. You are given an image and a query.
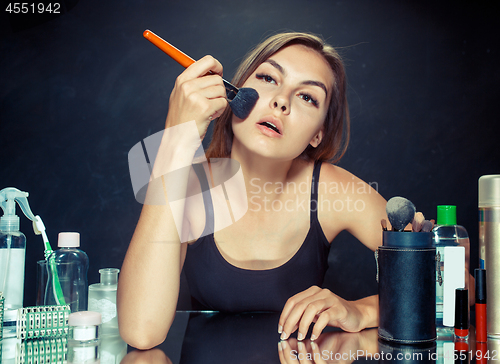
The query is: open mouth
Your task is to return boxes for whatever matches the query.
[258,121,281,135]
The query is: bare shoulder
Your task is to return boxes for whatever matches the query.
[317,163,380,201]
[317,163,387,250]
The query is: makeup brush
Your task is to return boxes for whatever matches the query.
[143,30,259,120]
[386,196,416,232]
[421,219,435,233]
[412,212,425,232]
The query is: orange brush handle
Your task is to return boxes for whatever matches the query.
[143,29,195,68]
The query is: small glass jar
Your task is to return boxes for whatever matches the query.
[68,311,101,343]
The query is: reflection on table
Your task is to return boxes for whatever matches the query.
[0,332,127,364]
[123,311,500,364]
[4,311,496,363]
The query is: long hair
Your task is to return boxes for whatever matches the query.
[206,32,350,164]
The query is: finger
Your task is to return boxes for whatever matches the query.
[278,341,287,364]
[279,286,321,334]
[183,87,228,120]
[297,301,327,341]
[297,340,313,364]
[207,97,229,119]
[280,323,298,341]
[310,311,331,341]
[279,340,296,364]
[183,55,223,79]
[282,306,309,341]
[175,74,225,99]
[280,288,326,340]
[310,341,328,364]
[201,83,227,102]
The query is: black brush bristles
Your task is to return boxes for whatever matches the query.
[227,87,259,119]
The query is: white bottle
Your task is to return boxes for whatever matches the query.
[88,268,120,336]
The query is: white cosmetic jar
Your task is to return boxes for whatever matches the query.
[68,311,102,343]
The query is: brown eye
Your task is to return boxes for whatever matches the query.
[299,93,319,107]
[256,74,276,84]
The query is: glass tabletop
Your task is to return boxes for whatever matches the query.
[123,311,500,364]
[2,310,498,363]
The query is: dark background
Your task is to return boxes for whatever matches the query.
[1,0,498,309]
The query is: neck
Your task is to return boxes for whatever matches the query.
[230,139,299,202]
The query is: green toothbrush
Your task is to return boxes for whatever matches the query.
[33,216,66,305]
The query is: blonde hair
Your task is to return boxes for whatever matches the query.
[206,32,350,163]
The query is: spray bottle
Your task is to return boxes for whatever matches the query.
[0,187,40,338]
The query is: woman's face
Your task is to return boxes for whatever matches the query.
[231,44,334,162]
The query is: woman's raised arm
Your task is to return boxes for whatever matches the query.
[117,56,228,349]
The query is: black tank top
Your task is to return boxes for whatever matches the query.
[183,161,330,312]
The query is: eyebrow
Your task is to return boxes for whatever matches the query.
[264,59,329,97]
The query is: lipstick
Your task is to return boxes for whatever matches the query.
[454,288,469,339]
[475,268,487,342]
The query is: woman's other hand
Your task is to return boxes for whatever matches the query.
[278,286,378,341]
[165,55,228,139]
[278,328,379,364]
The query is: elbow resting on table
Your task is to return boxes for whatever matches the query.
[118,312,176,350]
[119,323,169,350]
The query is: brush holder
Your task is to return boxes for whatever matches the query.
[378,339,436,363]
[377,231,436,344]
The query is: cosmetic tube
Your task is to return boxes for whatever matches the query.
[454,340,469,364]
[478,175,500,338]
[476,342,487,364]
[475,268,487,342]
[454,288,469,340]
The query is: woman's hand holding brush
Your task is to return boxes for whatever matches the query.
[144,29,259,134]
[165,55,228,139]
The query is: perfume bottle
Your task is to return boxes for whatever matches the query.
[88,268,120,336]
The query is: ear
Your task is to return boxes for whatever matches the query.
[309,128,324,148]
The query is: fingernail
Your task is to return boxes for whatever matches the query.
[298,341,304,350]
[280,331,287,340]
[310,334,317,341]
[311,341,318,350]
[278,342,283,351]
[278,324,283,334]
[281,340,287,350]
[297,332,304,341]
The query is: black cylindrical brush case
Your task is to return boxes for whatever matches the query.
[377,231,436,344]
[378,339,436,364]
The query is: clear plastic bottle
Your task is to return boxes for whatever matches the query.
[45,232,89,312]
[88,268,120,336]
[432,205,470,335]
[0,188,37,338]
[0,229,25,337]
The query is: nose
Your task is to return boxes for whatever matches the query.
[271,94,290,114]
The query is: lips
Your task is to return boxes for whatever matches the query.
[256,117,283,136]
[259,121,280,134]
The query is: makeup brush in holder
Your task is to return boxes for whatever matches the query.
[377,197,437,344]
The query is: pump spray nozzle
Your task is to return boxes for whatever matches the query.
[0,187,36,232]
[0,188,51,255]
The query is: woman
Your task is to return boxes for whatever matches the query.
[118,32,388,350]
